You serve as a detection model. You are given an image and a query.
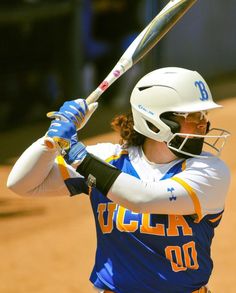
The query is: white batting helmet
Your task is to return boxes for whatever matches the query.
[130,67,229,158]
[130,67,221,142]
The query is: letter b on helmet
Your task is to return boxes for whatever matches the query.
[195,81,209,101]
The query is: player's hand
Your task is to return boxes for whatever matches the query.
[47,99,98,130]
[45,118,88,165]
[46,119,77,152]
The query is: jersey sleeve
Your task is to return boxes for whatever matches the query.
[173,156,231,219]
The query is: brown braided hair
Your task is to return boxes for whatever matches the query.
[111,112,145,147]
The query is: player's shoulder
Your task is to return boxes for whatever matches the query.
[186,152,230,177]
[86,142,129,161]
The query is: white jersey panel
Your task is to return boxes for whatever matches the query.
[87,143,124,161]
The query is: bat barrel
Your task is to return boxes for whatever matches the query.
[132,0,197,65]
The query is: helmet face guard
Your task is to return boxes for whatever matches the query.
[130,67,230,158]
[167,128,230,158]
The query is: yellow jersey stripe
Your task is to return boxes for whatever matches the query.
[182,160,187,171]
[105,150,129,163]
[171,177,203,223]
[56,155,70,180]
[209,214,222,223]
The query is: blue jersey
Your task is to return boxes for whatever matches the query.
[64,144,228,293]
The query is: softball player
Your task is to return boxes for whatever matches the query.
[8,68,231,293]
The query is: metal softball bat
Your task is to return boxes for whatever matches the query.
[44,0,197,150]
[86,0,197,105]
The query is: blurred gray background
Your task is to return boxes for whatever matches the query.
[0,0,236,163]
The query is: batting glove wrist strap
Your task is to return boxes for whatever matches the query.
[64,141,87,166]
[76,153,121,196]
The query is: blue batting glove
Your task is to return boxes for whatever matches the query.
[47,99,98,130]
[46,120,77,151]
[64,140,88,167]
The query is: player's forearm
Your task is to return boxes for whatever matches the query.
[7,138,69,197]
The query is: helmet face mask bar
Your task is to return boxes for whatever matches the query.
[167,128,230,158]
[130,67,230,158]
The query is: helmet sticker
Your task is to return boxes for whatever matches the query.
[138,104,154,116]
[195,81,209,101]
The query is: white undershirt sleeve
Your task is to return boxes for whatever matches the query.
[7,137,71,197]
[109,156,230,218]
[109,173,194,215]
